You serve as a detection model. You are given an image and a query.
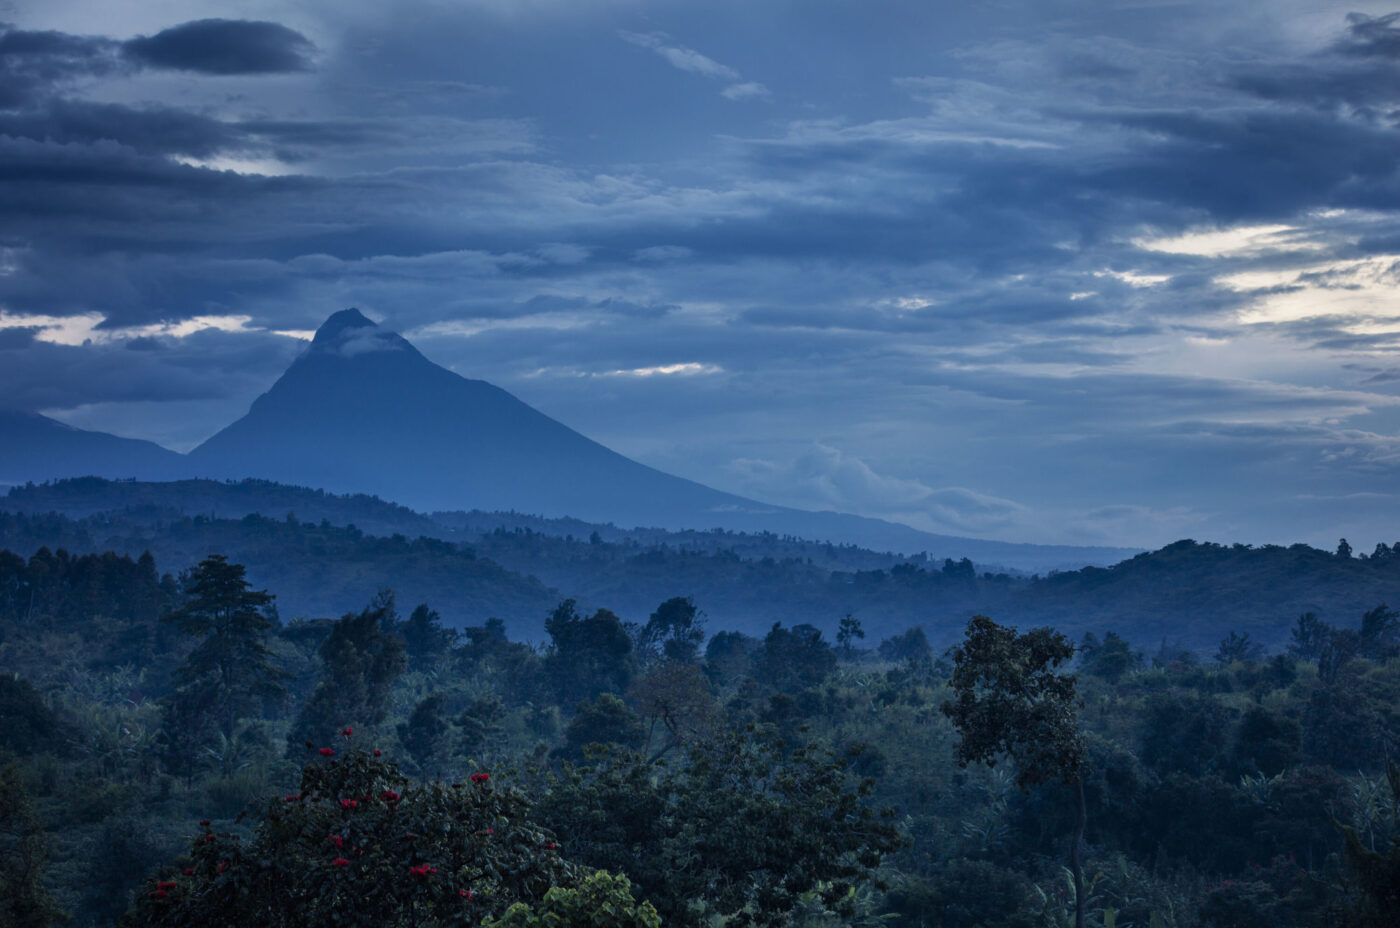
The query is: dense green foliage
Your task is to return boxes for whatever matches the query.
[2,533,1400,927]
[537,732,903,928]
[482,871,660,928]
[122,748,599,928]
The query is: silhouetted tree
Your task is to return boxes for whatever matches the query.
[836,614,865,658]
[942,615,1088,928]
[638,597,705,664]
[399,692,451,778]
[703,631,756,688]
[1288,612,1333,661]
[164,555,286,739]
[544,600,635,707]
[757,622,835,692]
[1215,629,1263,665]
[288,595,406,752]
[628,662,718,761]
[1078,630,1140,682]
[1358,604,1399,661]
[400,603,456,668]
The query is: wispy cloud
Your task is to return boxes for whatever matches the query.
[619,29,769,101]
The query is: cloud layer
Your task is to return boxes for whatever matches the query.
[3,2,1400,548]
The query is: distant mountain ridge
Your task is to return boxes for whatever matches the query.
[0,309,1135,572]
[4,479,1397,650]
[0,409,187,485]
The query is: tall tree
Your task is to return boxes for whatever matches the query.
[1287,612,1333,661]
[544,600,635,707]
[399,603,456,669]
[942,615,1088,928]
[637,597,705,664]
[836,614,865,658]
[756,622,835,692]
[288,595,407,752]
[164,555,286,739]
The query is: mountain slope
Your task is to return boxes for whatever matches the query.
[185,310,1131,570]
[187,310,755,521]
[0,410,188,487]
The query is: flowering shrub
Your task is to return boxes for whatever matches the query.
[122,748,646,928]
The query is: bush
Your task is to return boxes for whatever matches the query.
[483,870,659,928]
[123,747,645,928]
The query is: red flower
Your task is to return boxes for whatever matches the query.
[319,748,335,757]
[182,868,193,876]
[380,790,400,802]
[218,860,228,873]
[340,799,359,810]
[333,858,350,868]
[460,889,473,899]
[285,795,300,802]
[470,772,490,784]
[373,749,382,756]
[409,865,439,878]
[329,834,344,847]
[341,727,354,737]
[542,841,558,850]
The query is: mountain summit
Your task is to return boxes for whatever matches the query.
[187,310,764,527]
[308,307,410,355]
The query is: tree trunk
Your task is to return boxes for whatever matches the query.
[1072,777,1087,928]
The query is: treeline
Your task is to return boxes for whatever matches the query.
[12,492,1400,650]
[1,545,1398,926]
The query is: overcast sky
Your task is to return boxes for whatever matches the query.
[4,1,1400,550]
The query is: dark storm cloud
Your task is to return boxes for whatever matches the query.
[1335,12,1400,60]
[122,19,315,75]
[0,24,123,106]
[0,328,301,411]
[0,99,241,157]
[1230,14,1400,113]
[1232,60,1400,108]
